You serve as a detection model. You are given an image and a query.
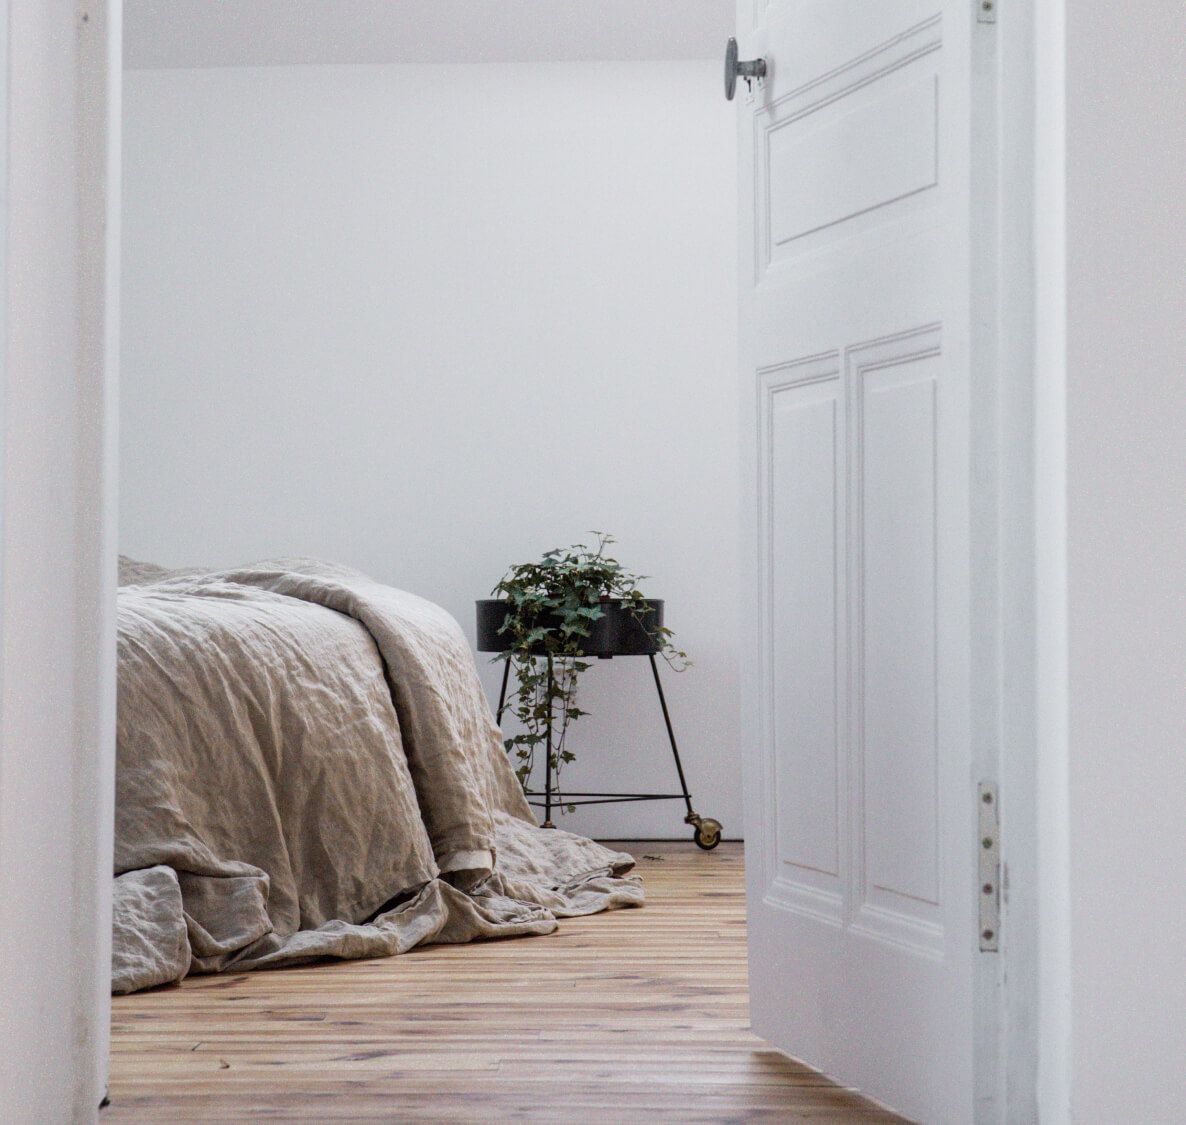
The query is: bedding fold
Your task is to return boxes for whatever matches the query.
[113,557,642,994]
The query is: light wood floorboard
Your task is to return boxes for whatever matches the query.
[107,841,903,1122]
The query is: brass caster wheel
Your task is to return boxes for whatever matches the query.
[692,817,723,851]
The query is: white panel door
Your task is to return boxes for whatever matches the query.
[738,2,995,1121]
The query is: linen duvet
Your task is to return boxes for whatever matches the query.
[112,557,642,994]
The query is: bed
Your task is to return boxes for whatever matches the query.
[112,557,642,994]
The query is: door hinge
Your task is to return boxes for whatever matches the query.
[978,782,1000,951]
[977,0,997,23]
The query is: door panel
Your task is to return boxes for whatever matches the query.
[857,332,942,934]
[739,2,988,1121]
[762,360,844,914]
[756,19,942,272]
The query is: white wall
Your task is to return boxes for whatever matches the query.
[1047,1,1186,1120]
[121,60,739,839]
[0,2,119,1120]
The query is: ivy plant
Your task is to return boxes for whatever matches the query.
[491,533,689,800]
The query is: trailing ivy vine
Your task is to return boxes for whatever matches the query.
[491,533,689,799]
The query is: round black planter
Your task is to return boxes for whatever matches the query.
[475,598,664,658]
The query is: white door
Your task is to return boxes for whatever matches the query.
[738,2,998,1121]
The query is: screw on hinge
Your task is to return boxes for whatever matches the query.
[978,780,1000,950]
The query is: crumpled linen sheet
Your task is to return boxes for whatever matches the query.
[112,557,642,994]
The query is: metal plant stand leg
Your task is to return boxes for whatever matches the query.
[490,645,723,849]
[496,657,511,724]
[542,655,555,828]
[499,654,557,827]
[649,655,722,850]
[648,655,694,819]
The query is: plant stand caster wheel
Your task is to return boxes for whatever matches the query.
[691,816,723,851]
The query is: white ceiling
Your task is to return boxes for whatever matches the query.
[124,1,734,70]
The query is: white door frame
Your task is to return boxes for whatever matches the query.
[931,1,1050,1117]
[974,0,1032,1119]
[935,0,1059,1116]
[992,2,1061,1119]
[0,2,1066,1120]
[0,2,120,1119]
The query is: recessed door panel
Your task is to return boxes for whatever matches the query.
[754,14,942,278]
[853,333,943,949]
[761,362,844,910]
[767,73,937,254]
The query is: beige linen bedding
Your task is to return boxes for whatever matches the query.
[112,558,642,994]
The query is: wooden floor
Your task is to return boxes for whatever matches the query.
[107,841,902,1122]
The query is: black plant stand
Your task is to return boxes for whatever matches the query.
[478,599,722,850]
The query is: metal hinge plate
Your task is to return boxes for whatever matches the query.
[978,782,1000,951]
[977,0,997,23]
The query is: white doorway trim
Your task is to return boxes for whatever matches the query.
[992,1,1049,1120]
[0,2,120,1119]
[995,1,1072,1119]
[0,1,1063,1119]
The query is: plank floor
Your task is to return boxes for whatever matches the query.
[107,841,903,1122]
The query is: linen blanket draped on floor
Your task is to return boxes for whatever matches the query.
[112,558,642,994]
